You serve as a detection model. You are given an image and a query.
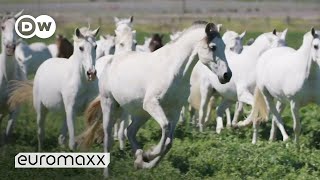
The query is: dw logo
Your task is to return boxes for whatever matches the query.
[15,15,56,39]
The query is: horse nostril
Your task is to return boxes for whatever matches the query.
[223,72,231,81]
[94,71,97,76]
[87,71,90,76]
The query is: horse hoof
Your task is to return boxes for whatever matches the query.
[216,127,222,134]
[135,149,143,158]
[283,136,290,142]
[69,142,77,151]
[134,150,144,169]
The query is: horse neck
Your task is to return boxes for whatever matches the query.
[165,29,204,81]
[69,53,87,81]
[246,37,270,58]
[296,35,314,80]
[0,35,16,81]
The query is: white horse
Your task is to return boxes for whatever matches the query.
[8,27,100,150]
[96,35,115,59]
[252,28,319,145]
[223,30,246,54]
[95,26,136,79]
[0,10,23,142]
[136,37,152,52]
[15,40,52,80]
[189,29,287,134]
[94,25,136,150]
[181,30,246,132]
[80,21,232,177]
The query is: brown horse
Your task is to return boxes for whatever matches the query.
[56,34,73,58]
[148,33,164,52]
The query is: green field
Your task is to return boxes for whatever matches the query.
[1,28,320,179]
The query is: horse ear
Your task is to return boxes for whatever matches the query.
[281,28,288,40]
[272,29,277,35]
[240,31,246,40]
[311,27,316,38]
[114,30,119,36]
[75,28,84,39]
[205,23,217,36]
[216,24,223,32]
[114,17,119,23]
[14,9,24,20]
[100,35,105,40]
[130,16,134,23]
[91,27,100,37]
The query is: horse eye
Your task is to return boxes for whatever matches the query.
[94,45,97,50]
[211,46,216,51]
[79,46,84,51]
[314,45,319,50]
[1,26,4,30]
[120,43,124,47]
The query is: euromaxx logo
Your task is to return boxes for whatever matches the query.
[15,14,56,39]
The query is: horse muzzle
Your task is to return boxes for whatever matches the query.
[5,44,15,56]
[218,71,232,84]
[86,70,97,81]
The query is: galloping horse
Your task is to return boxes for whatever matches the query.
[80,21,232,177]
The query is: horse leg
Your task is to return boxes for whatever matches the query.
[113,122,119,140]
[100,95,117,177]
[5,109,18,142]
[138,110,180,169]
[290,100,301,146]
[232,101,243,127]
[36,104,47,151]
[58,118,67,147]
[269,101,286,141]
[189,105,197,126]
[64,102,77,151]
[141,97,169,162]
[118,110,129,150]
[198,85,212,132]
[236,88,254,127]
[204,95,215,123]
[178,105,186,123]
[127,115,148,154]
[225,108,231,128]
[216,99,232,134]
[253,90,289,144]
[0,113,5,145]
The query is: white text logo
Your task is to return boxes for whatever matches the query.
[15,15,56,39]
[15,153,110,168]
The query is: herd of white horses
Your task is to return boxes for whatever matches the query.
[0,10,319,176]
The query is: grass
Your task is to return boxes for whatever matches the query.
[0,27,319,179]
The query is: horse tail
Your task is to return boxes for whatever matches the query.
[252,87,269,124]
[77,96,103,150]
[85,95,102,126]
[8,80,33,111]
